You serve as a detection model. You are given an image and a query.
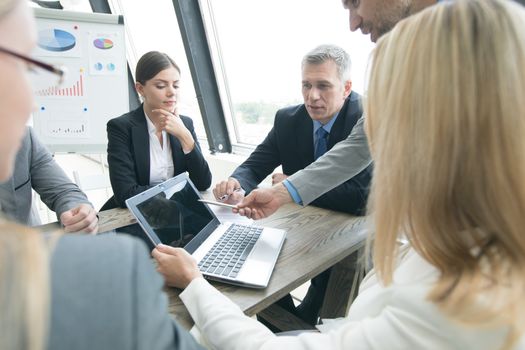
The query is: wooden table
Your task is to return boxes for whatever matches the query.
[91,203,369,330]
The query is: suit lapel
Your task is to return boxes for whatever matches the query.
[296,107,315,164]
[0,177,15,215]
[328,100,349,150]
[0,131,29,218]
[327,93,359,150]
[130,108,150,185]
[169,134,184,172]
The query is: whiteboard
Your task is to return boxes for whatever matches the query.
[31,8,129,153]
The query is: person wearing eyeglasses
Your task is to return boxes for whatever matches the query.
[0,33,97,234]
[0,1,206,349]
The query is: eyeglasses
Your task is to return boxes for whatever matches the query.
[0,46,66,86]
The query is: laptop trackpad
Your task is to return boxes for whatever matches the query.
[237,233,284,284]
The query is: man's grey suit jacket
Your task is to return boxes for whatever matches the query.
[48,234,204,350]
[0,127,91,226]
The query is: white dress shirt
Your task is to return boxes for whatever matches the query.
[180,246,523,350]
[145,111,174,185]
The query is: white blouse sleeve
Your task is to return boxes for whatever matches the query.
[180,277,508,350]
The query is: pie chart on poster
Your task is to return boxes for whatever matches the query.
[38,29,76,52]
[93,38,114,50]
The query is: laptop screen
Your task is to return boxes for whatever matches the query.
[132,177,217,248]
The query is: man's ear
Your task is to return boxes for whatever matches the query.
[343,80,352,98]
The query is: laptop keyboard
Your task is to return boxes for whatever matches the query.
[197,224,263,279]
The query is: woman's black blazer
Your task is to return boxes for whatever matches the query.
[103,105,211,209]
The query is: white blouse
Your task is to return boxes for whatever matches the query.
[145,110,174,185]
[180,246,522,350]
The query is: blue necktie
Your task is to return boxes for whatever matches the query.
[314,127,329,160]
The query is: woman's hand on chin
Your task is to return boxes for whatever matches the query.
[153,108,195,153]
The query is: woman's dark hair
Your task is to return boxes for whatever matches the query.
[135,51,180,85]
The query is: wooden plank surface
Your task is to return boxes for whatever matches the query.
[90,201,370,329]
[168,204,367,329]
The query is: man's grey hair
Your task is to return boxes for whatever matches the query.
[302,44,352,81]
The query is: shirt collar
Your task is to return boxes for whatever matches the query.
[313,111,339,134]
[144,107,157,135]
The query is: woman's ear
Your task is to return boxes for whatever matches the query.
[135,82,144,98]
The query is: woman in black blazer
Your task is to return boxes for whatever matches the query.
[105,51,211,209]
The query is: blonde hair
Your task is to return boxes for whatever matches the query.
[0,0,51,348]
[0,220,50,350]
[366,0,525,347]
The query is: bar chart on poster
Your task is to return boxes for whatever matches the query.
[31,8,128,152]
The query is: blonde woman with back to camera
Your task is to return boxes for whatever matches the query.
[152,0,525,349]
[0,0,207,349]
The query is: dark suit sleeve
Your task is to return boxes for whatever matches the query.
[107,119,151,207]
[181,117,212,191]
[230,126,282,193]
[27,127,92,219]
[310,164,372,215]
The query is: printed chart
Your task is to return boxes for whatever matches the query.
[89,32,120,75]
[48,121,89,137]
[93,38,114,49]
[35,72,84,97]
[32,9,128,152]
[35,102,91,139]
[38,28,76,52]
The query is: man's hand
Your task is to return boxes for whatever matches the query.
[271,173,288,185]
[234,183,293,220]
[152,244,202,289]
[212,178,244,204]
[60,203,98,234]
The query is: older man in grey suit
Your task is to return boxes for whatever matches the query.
[0,127,98,232]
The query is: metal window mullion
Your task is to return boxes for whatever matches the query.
[171,0,231,153]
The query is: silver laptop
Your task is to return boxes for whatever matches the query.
[125,173,286,289]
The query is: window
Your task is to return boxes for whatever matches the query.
[106,0,207,139]
[60,0,375,151]
[202,0,375,146]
